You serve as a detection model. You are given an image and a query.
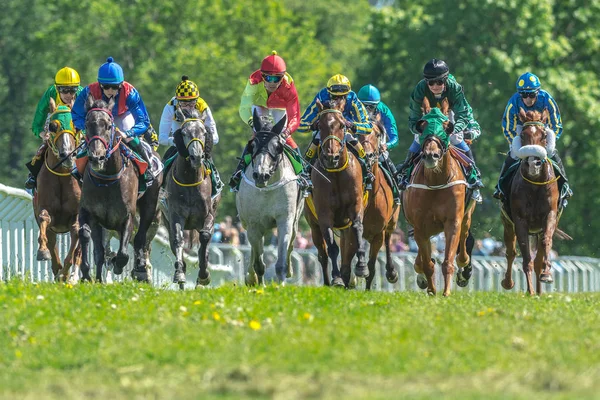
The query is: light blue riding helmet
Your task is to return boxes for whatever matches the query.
[516,72,541,93]
[358,84,381,105]
[97,57,124,84]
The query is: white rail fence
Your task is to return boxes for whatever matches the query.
[2,183,600,292]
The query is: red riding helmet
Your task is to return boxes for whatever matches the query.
[260,50,286,74]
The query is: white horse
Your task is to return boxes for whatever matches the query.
[236,108,304,285]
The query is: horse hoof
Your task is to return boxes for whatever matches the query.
[332,277,345,287]
[197,271,211,286]
[173,271,186,284]
[386,270,399,284]
[245,272,258,287]
[132,269,149,283]
[501,278,515,290]
[427,290,436,296]
[416,274,428,290]
[456,279,469,288]
[354,264,369,278]
[178,282,185,291]
[540,273,554,284]
[37,249,51,261]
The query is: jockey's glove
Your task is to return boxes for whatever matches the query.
[416,120,425,133]
[310,120,319,132]
[247,118,253,127]
[344,120,357,133]
[450,131,464,145]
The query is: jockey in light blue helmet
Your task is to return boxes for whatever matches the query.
[358,84,402,203]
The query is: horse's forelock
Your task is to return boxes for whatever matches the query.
[524,110,543,122]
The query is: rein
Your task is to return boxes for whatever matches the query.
[44,148,71,177]
[520,159,560,185]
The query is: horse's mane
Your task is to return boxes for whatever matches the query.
[523,110,544,122]
[90,99,110,111]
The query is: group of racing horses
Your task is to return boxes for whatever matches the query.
[32,93,567,296]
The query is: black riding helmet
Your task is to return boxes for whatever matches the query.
[423,59,449,80]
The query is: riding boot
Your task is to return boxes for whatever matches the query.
[143,125,159,151]
[464,148,483,203]
[129,138,156,186]
[300,142,319,196]
[25,142,49,189]
[493,153,516,200]
[395,150,418,190]
[381,154,402,204]
[291,147,310,192]
[229,144,251,192]
[348,138,375,190]
[550,151,572,200]
[161,146,179,186]
[205,155,223,197]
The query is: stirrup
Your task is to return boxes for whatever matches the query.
[25,176,36,190]
[471,189,483,203]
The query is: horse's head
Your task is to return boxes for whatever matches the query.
[47,103,78,170]
[317,99,347,169]
[419,97,453,169]
[250,108,287,187]
[514,108,550,177]
[173,106,208,170]
[360,106,383,165]
[84,94,116,171]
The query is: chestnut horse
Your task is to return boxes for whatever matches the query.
[501,109,571,295]
[402,98,476,296]
[33,101,82,281]
[357,116,401,290]
[79,96,162,283]
[304,99,368,287]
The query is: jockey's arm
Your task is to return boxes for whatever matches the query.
[297,95,320,134]
[448,87,472,134]
[545,94,563,138]
[501,98,518,144]
[408,87,425,135]
[32,85,55,137]
[350,96,372,134]
[202,106,219,145]
[124,90,150,137]
[71,86,90,132]
[283,85,300,135]
[239,80,259,126]
[378,101,399,149]
[158,101,175,147]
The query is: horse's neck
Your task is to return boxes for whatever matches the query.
[422,152,456,186]
[175,155,204,181]
[103,146,125,174]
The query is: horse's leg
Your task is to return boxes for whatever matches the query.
[538,211,558,287]
[275,213,296,283]
[47,231,62,282]
[169,218,186,287]
[442,220,461,297]
[366,233,384,290]
[339,231,355,288]
[113,214,134,277]
[246,227,265,286]
[60,218,80,283]
[414,232,435,295]
[197,211,216,287]
[351,218,369,278]
[514,219,534,295]
[456,202,476,287]
[78,208,93,282]
[501,215,517,290]
[310,223,329,286]
[36,209,52,261]
[132,203,156,283]
[91,222,105,283]
[322,226,342,287]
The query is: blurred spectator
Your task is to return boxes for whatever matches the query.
[294,231,309,249]
[390,229,409,252]
[211,223,223,243]
[236,220,248,245]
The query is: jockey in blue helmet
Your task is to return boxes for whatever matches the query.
[71,57,158,184]
[495,72,571,202]
[357,84,402,203]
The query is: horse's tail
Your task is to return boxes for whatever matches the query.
[554,228,573,241]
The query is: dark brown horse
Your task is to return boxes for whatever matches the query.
[78,96,162,283]
[163,106,219,289]
[33,100,81,281]
[402,98,476,296]
[501,109,571,295]
[304,99,368,287]
[357,116,401,290]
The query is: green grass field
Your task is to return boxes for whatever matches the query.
[1,281,599,400]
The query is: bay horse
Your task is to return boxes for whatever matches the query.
[501,108,571,295]
[304,99,368,287]
[402,98,476,296]
[33,100,81,281]
[237,108,303,285]
[357,113,401,290]
[163,106,219,289]
[78,96,162,283]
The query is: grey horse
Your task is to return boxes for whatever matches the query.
[162,106,219,289]
[236,110,304,285]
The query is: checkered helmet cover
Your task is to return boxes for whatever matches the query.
[176,75,200,100]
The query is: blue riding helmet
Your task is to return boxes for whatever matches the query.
[516,72,541,93]
[358,84,381,105]
[98,56,124,84]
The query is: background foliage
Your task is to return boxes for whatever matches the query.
[1,0,598,255]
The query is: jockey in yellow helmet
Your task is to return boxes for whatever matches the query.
[26,67,84,190]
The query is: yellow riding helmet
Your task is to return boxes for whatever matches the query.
[327,74,351,96]
[176,75,200,100]
[55,67,80,87]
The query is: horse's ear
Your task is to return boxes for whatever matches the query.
[316,99,323,112]
[421,97,431,115]
[85,93,94,112]
[440,98,450,116]
[174,105,185,122]
[252,108,261,132]
[518,107,527,123]
[49,97,57,113]
[542,109,549,124]
[273,115,287,136]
